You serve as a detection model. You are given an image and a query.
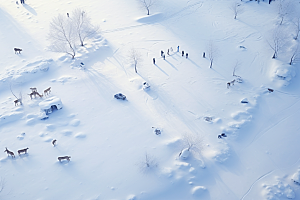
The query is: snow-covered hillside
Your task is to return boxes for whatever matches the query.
[1,0,300,199]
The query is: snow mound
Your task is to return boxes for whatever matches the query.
[43,136,53,142]
[51,76,77,84]
[136,13,164,23]
[61,130,73,136]
[291,169,300,184]
[17,132,25,140]
[213,147,230,163]
[74,132,86,138]
[0,59,53,90]
[231,111,252,121]
[191,186,207,197]
[0,110,23,126]
[70,119,81,126]
[262,178,295,199]
[271,60,296,87]
[203,116,221,123]
[179,148,190,160]
[126,194,136,200]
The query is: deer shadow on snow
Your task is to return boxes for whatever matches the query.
[23,4,37,16]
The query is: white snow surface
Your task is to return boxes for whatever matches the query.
[1,0,300,199]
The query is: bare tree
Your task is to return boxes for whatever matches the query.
[289,43,299,65]
[180,132,204,157]
[230,2,243,20]
[10,83,23,106]
[277,0,293,25]
[138,152,158,173]
[128,48,142,73]
[48,14,77,59]
[293,17,300,40]
[139,0,155,15]
[268,28,285,59]
[207,40,219,68]
[72,8,99,46]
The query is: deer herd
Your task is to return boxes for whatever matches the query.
[4,139,71,162]
[14,87,52,106]
[9,85,70,162]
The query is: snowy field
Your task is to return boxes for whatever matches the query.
[1,0,300,199]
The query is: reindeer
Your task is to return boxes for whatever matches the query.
[58,156,71,162]
[44,87,51,96]
[227,80,236,89]
[4,147,15,158]
[28,91,43,99]
[30,88,37,92]
[18,148,29,155]
[14,99,21,106]
[35,91,43,98]
[14,48,22,54]
[52,139,57,146]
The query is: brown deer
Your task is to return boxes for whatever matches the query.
[4,147,15,158]
[44,87,51,96]
[18,148,29,155]
[227,80,235,89]
[30,88,37,92]
[58,156,71,162]
[14,48,22,54]
[28,91,43,99]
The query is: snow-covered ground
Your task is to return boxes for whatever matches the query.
[1,0,300,199]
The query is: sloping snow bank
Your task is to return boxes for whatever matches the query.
[270,60,296,87]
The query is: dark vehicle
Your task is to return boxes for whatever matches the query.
[114,93,126,100]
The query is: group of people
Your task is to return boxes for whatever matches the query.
[153,46,189,65]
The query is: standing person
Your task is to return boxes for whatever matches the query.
[67,13,69,17]
[186,53,188,59]
[182,51,184,57]
[167,49,169,55]
[153,58,155,64]
[161,50,164,57]
[177,46,179,52]
[20,0,24,4]
[203,52,205,58]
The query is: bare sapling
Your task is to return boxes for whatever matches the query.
[230,2,243,20]
[267,28,285,59]
[48,14,77,59]
[293,17,300,40]
[207,40,219,68]
[180,132,204,159]
[129,48,142,73]
[138,152,158,173]
[289,43,299,65]
[277,0,294,25]
[72,8,100,46]
[138,0,155,15]
[10,83,22,106]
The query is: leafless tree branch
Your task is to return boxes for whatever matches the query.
[139,0,155,15]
